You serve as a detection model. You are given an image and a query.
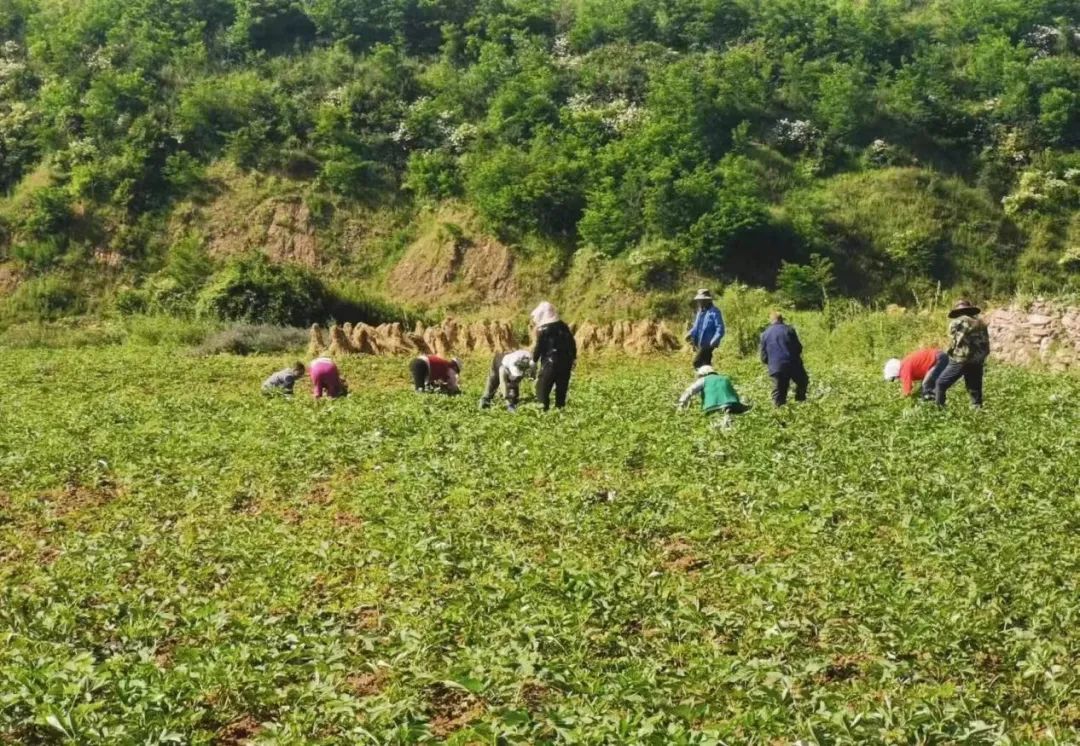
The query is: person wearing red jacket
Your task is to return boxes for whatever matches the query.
[410,354,462,395]
[883,348,948,400]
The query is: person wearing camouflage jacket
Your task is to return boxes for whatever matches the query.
[935,300,991,407]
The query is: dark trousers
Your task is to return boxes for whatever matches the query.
[935,360,984,407]
[771,362,809,406]
[537,359,572,411]
[920,351,949,400]
[481,353,521,408]
[692,345,714,369]
[409,358,429,391]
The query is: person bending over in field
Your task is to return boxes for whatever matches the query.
[309,357,348,399]
[531,301,577,411]
[262,361,305,396]
[759,311,809,407]
[883,348,948,401]
[678,366,751,427]
[410,354,462,395]
[935,300,990,408]
[479,349,534,412]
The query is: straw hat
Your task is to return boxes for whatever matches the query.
[693,289,714,302]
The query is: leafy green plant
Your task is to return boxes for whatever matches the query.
[1,274,84,320]
[196,253,326,326]
[0,341,1077,743]
[777,253,835,309]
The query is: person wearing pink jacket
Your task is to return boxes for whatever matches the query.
[309,357,348,399]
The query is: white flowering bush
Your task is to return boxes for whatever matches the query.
[772,118,821,153]
[1002,169,1078,216]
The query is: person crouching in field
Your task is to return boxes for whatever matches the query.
[480,349,534,411]
[760,311,809,406]
[531,301,578,411]
[883,348,948,401]
[309,357,348,399]
[410,354,462,395]
[935,300,990,408]
[262,361,305,396]
[678,366,751,426]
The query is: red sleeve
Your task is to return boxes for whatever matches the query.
[900,361,914,396]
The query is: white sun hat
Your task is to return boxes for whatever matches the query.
[883,358,902,381]
[696,365,716,377]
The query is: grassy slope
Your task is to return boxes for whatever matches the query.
[0,342,1077,743]
[1,151,1028,326]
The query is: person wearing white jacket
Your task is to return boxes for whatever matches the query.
[479,349,535,411]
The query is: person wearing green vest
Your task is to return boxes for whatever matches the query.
[677,366,751,419]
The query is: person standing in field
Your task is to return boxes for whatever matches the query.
[883,348,948,400]
[677,365,751,426]
[935,300,991,408]
[760,311,809,406]
[479,349,534,411]
[309,357,348,399]
[531,301,577,411]
[262,361,305,396]
[410,353,462,395]
[685,289,725,369]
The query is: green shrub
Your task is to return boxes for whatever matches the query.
[114,287,151,316]
[195,324,309,356]
[163,151,205,193]
[154,236,216,312]
[196,253,326,326]
[777,254,835,310]
[21,186,72,239]
[645,291,685,320]
[404,150,462,201]
[11,237,65,270]
[318,146,377,198]
[716,283,772,357]
[325,282,431,327]
[2,275,84,321]
[624,239,685,289]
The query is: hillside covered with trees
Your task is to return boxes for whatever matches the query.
[0,0,1078,324]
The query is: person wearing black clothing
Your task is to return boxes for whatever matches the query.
[530,301,577,411]
[759,311,809,406]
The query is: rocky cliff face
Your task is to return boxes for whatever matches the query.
[987,300,1080,371]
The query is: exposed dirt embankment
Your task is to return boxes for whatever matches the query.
[308,319,683,358]
[987,300,1080,371]
[167,164,323,267]
[387,213,519,307]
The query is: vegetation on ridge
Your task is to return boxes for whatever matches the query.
[0,0,1078,323]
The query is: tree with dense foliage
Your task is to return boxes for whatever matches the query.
[0,0,1077,320]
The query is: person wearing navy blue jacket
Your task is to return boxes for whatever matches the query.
[685,288,726,369]
[760,311,809,406]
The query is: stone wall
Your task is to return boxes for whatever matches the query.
[986,300,1080,371]
[308,319,683,358]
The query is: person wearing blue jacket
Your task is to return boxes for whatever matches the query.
[760,311,809,406]
[685,288,726,369]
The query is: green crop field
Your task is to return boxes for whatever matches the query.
[1,346,1078,744]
